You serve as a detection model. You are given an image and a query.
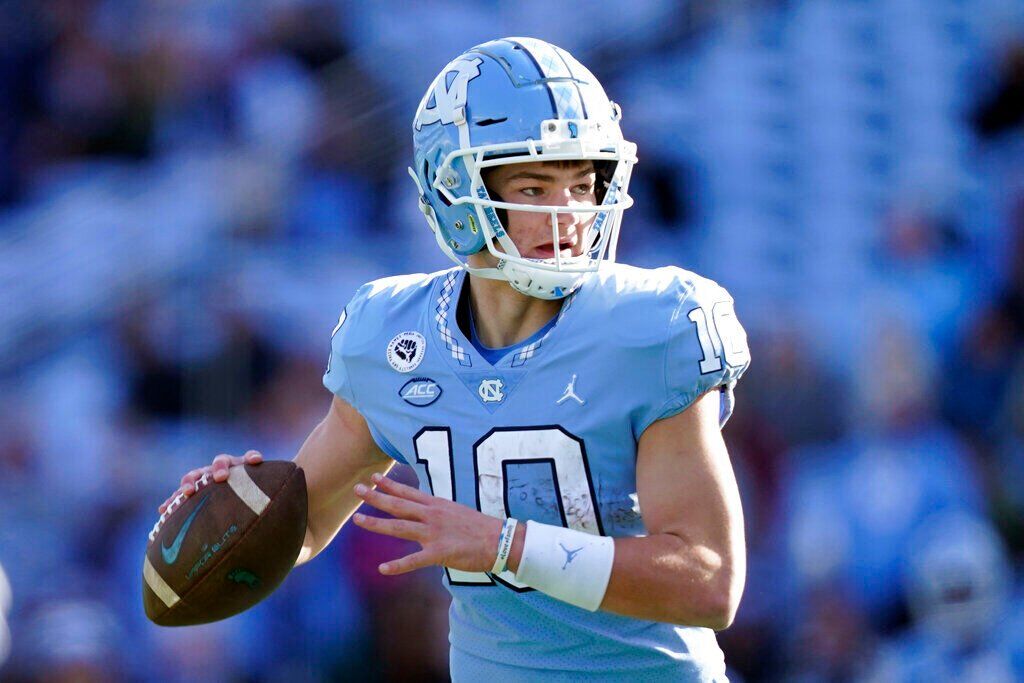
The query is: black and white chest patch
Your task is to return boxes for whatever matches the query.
[387,331,426,373]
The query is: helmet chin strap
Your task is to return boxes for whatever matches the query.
[462,256,587,300]
[461,262,505,282]
[497,260,587,300]
[459,227,587,299]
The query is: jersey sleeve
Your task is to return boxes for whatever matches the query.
[638,273,751,434]
[322,282,373,407]
[321,276,428,467]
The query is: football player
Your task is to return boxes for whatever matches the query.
[160,37,750,681]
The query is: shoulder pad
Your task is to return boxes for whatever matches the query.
[322,270,446,405]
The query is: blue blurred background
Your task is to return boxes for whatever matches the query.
[1,0,1023,681]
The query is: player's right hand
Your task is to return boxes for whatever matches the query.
[157,450,263,514]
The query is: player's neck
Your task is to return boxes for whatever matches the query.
[464,273,562,349]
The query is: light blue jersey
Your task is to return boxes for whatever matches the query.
[324,263,750,682]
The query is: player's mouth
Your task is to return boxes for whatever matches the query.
[529,233,579,260]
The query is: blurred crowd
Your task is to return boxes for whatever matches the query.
[0,1,1023,681]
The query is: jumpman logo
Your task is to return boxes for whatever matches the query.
[559,542,584,569]
[557,374,586,405]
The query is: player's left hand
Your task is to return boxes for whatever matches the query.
[352,472,502,575]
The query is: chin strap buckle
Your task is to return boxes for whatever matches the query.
[417,195,433,216]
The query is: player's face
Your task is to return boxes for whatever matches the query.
[483,161,598,260]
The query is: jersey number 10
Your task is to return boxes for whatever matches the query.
[414,426,603,590]
[688,301,749,374]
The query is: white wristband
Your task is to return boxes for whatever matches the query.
[513,521,615,612]
[491,517,518,574]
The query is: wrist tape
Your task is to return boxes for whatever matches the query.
[513,520,615,611]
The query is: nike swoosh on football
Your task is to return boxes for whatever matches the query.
[161,494,211,565]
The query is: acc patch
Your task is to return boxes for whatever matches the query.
[387,331,426,373]
[399,377,442,407]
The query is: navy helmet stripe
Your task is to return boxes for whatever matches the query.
[506,38,558,120]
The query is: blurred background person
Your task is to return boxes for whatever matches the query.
[862,511,1022,682]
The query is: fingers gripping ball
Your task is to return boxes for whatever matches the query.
[143,461,307,626]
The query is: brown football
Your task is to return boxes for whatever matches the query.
[143,461,307,626]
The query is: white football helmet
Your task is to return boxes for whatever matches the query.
[409,37,637,299]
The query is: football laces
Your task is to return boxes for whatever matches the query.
[149,472,214,542]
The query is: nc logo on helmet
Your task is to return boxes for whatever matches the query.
[415,57,483,130]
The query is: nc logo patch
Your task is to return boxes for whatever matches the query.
[387,331,426,373]
[478,378,505,403]
[399,377,442,407]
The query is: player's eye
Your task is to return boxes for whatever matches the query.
[571,183,595,195]
[519,186,543,197]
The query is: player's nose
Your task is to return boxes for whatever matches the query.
[556,210,577,229]
[555,198,581,227]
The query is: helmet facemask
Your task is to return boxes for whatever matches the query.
[419,119,637,300]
